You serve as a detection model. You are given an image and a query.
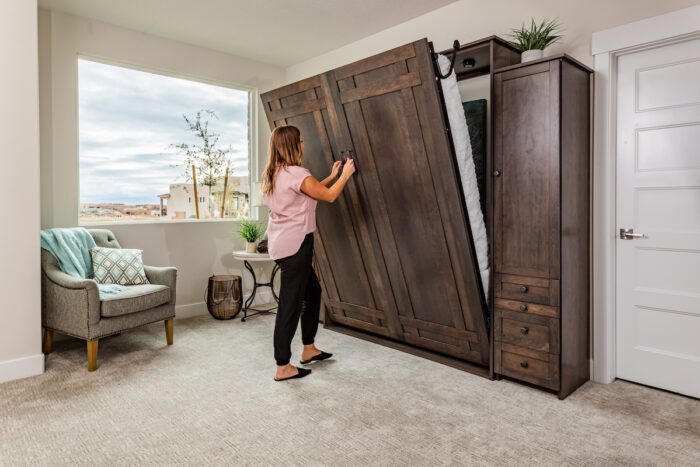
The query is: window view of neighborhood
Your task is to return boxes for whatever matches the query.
[78,58,251,223]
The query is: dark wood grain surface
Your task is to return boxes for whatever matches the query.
[262,43,591,398]
[495,308,560,354]
[493,61,560,279]
[558,60,591,399]
[261,76,397,337]
[495,343,560,389]
[262,39,490,367]
[493,56,591,398]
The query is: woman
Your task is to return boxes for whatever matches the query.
[262,125,356,382]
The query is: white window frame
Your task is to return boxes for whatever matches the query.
[76,54,259,225]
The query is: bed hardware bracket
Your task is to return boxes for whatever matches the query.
[432,39,461,79]
[340,148,358,172]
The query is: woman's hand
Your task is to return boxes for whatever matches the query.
[301,158,356,203]
[342,159,356,178]
[321,160,343,187]
[330,160,342,179]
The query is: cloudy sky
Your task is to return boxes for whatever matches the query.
[78,59,249,205]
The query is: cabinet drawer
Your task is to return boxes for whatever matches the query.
[495,343,560,391]
[494,307,560,354]
[494,298,559,318]
[494,274,559,306]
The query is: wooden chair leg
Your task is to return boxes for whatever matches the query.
[43,329,53,354]
[165,319,174,345]
[87,339,98,372]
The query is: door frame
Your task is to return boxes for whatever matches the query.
[591,5,700,383]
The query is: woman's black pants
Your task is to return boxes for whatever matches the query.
[274,233,321,366]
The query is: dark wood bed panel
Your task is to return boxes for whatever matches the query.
[261,39,491,369]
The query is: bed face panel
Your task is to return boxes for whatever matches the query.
[261,77,402,339]
[261,39,490,366]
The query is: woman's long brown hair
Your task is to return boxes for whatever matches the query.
[262,125,303,195]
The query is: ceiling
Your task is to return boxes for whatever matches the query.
[37,0,458,67]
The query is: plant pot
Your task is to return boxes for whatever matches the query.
[521,49,544,63]
[245,242,257,253]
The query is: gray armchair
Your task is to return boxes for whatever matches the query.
[41,229,177,371]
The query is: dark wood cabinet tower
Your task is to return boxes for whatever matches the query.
[492,55,592,399]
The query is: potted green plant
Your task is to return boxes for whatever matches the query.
[509,18,563,63]
[236,220,264,253]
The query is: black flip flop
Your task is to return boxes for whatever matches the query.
[274,367,311,382]
[300,351,333,364]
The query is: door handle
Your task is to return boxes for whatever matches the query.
[341,148,358,172]
[346,148,357,172]
[619,228,646,240]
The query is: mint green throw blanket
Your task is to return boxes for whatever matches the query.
[40,228,125,299]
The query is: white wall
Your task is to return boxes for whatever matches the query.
[286,0,700,82]
[0,0,43,383]
[39,9,285,317]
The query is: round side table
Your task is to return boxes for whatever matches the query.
[232,251,280,321]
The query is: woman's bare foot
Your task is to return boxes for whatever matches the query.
[301,343,322,362]
[275,364,299,381]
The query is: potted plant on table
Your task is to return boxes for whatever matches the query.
[509,18,563,63]
[236,220,264,253]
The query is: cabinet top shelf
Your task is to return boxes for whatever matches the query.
[436,35,519,55]
[493,53,594,74]
[435,35,522,81]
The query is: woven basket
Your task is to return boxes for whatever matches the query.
[206,275,242,320]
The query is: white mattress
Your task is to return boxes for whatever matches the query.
[438,55,489,300]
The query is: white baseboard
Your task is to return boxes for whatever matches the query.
[175,301,209,319]
[0,354,44,384]
[176,290,276,320]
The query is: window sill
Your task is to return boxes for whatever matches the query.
[79,217,262,227]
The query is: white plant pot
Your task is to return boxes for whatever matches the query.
[245,242,257,253]
[521,49,544,63]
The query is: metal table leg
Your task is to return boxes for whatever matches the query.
[241,260,280,322]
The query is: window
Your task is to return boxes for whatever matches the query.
[78,58,252,223]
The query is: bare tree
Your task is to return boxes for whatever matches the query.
[171,110,232,216]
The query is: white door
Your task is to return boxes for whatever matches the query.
[616,37,700,398]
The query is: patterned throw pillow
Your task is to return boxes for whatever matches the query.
[90,247,150,285]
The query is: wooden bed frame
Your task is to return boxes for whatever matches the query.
[261,36,592,398]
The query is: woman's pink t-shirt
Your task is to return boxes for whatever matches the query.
[263,165,317,260]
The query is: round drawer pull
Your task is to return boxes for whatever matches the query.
[519,304,528,312]
[520,361,528,368]
[520,285,528,293]
[520,327,529,335]
[493,170,501,177]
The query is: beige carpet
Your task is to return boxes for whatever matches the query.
[1,314,698,466]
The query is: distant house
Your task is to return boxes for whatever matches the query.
[157,194,170,217]
[163,175,249,219]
